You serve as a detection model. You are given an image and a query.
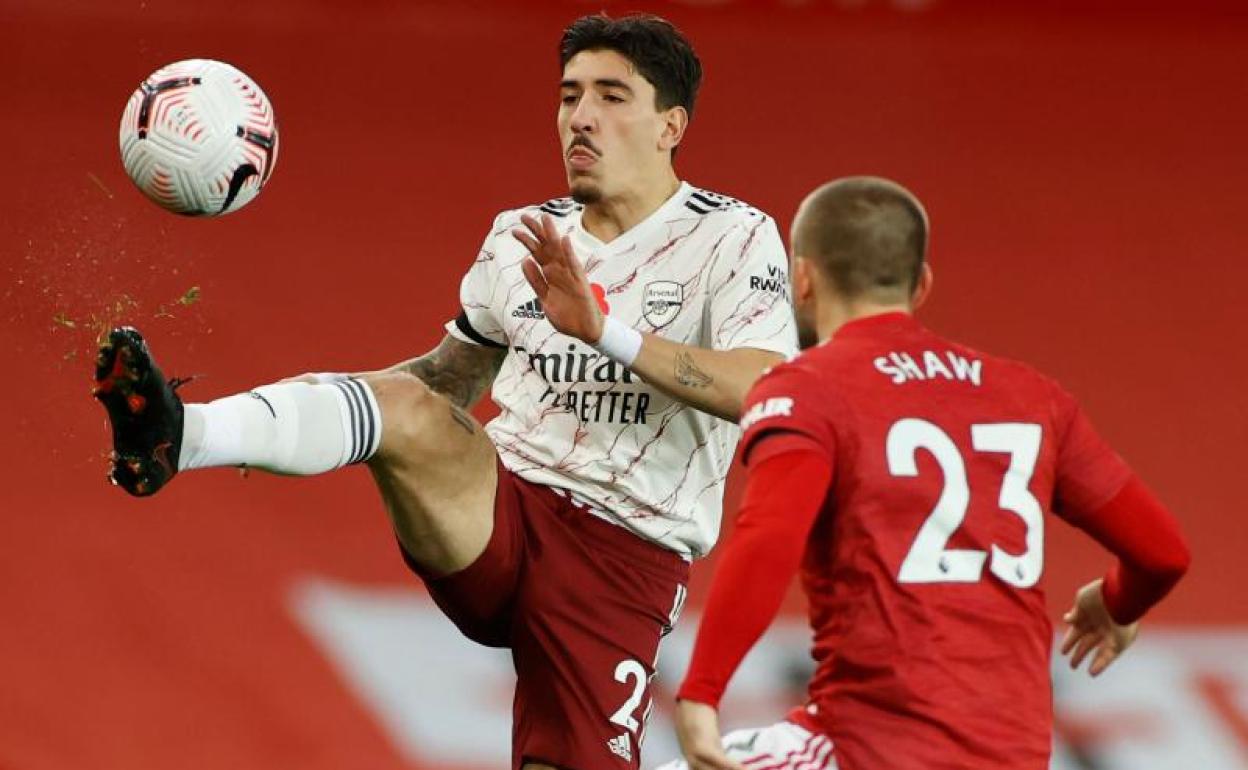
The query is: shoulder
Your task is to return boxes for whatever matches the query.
[490,196,585,230]
[935,330,1077,417]
[740,354,838,440]
[683,186,774,226]
[748,353,829,403]
[963,338,1063,394]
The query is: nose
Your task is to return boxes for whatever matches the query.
[569,95,596,135]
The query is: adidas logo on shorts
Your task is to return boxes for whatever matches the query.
[607,732,632,762]
[512,298,545,319]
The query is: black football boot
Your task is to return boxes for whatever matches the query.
[93,327,185,496]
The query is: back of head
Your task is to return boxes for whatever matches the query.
[559,14,702,118]
[793,177,928,304]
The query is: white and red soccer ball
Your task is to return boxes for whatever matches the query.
[119,59,278,216]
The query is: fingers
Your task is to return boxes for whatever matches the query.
[1059,625,1077,655]
[1089,644,1119,677]
[513,213,566,267]
[513,215,579,296]
[562,234,587,281]
[544,216,569,264]
[1059,611,1085,655]
[518,212,542,238]
[512,227,542,261]
[1068,633,1102,671]
[521,258,549,298]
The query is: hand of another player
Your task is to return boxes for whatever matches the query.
[513,213,605,344]
[276,373,353,385]
[674,700,746,770]
[1060,578,1140,676]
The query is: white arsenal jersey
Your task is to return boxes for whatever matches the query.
[446,182,797,557]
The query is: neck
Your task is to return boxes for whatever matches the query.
[581,170,681,243]
[816,298,911,342]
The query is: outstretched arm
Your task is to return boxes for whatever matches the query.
[513,213,783,421]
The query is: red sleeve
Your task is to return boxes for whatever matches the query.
[1076,477,1191,624]
[1052,391,1191,624]
[738,361,835,466]
[677,437,833,708]
[1052,395,1133,515]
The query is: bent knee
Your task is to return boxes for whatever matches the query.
[369,373,444,456]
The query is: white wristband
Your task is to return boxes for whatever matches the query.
[593,316,643,367]
[309,372,349,384]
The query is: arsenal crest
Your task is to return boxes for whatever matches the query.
[642,281,684,329]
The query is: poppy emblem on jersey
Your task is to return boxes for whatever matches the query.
[642,281,683,329]
[590,283,610,314]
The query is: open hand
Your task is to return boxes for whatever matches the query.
[1060,578,1139,677]
[513,213,604,343]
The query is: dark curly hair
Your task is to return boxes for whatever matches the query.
[559,14,703,119]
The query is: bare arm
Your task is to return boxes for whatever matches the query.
[513,213,783,422]
[629,338,782,421]
[378,333,506,409]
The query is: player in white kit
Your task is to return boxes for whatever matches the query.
[92,14,797,770]
[460,181,791,556]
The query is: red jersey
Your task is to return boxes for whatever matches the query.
[735,312,1132,769]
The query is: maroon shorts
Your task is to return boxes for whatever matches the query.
[399,463,690,770]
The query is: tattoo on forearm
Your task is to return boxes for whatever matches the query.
[448,404,476,435]
[401,337,504,408]
[675,351,714,389]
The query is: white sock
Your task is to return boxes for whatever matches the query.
[178,379,381,473]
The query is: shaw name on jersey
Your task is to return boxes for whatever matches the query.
[873,348,983,386]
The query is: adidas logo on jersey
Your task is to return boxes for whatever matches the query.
[607,732,632,762]
[512,298,545,319]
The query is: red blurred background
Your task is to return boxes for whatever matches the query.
[2,1,1245,768]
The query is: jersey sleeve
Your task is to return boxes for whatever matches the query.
[739,361,836,465]
[443,213,509,349]
[1088,478,1191,623]
[677,444,833,708]
[1051,385,1190,623]
[706,214,798,356]
[1051,389,1133,518]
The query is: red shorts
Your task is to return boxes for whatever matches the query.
[399,463,690,770]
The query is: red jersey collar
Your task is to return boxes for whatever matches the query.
[832,311,917,340]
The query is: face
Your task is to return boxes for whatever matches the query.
[558,49,683,204]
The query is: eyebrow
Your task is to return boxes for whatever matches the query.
[560,78,634,93]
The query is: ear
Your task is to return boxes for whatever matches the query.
[911,263,934,310]
[793,255,817,305]
[658,106,689,152]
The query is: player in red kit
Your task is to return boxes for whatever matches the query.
[661,177,1191,770]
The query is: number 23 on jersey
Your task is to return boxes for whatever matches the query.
[887,418,1044,588]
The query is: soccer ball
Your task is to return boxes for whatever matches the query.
[119,59,278,216]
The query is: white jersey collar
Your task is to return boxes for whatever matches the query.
[570,181,692,256]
